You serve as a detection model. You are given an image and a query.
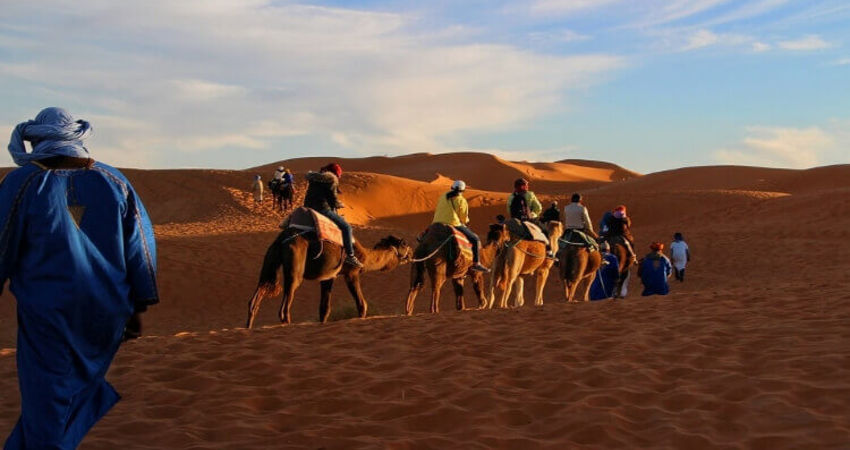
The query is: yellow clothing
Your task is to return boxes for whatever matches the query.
[432,192,469,227]
[507,191,543,219]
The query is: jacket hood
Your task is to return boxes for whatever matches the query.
[306,171,337,184]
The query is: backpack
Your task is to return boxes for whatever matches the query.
[509,192,529,220]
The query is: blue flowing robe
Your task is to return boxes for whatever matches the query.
[0,162,157,449]
[590,253,620,301]
[638,253,672,296]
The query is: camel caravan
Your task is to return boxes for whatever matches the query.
[245,164,639,328]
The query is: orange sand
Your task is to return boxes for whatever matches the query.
[1,154,849,448]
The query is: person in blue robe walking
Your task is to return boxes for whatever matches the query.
[1,107,158,449]
[637,242,672,296]
[589,242,620,300]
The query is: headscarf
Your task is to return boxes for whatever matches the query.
[650,242,664,251]
[321,163,343,178]
[514,178,529,193]
[8,107,92,166]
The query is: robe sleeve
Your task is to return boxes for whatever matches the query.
[122,185,158,311]
[0,169,36,295]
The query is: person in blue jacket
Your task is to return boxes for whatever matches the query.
[589,242,620,300]
[1,107,158,449]
[637,242,672,296]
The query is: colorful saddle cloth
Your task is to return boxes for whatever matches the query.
[284,207,345,248]
[505,218,548,244]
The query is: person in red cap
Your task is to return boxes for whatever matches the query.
[600,204,637,264]
[637,242,672,296]
[303,163,363,267]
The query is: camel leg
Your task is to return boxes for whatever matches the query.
[512,276,525,308]
[431,269,445,314]
[406,263,425,316]
[500,256,522,308]
[319,279,335,323]
[534,269,550,306]
[345,273,368,318]
[278,273,302,324]
[451,277,465,311]
[471,272,487,309]
[246,286,266,329]
[578,273,596,302]
[487,266,499,309]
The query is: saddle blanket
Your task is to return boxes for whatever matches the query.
[284,207,346,248]
[506,219,549,244]
[561,229,598,251]
[450,227,474,261]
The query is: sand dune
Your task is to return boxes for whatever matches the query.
[1,158,850,448]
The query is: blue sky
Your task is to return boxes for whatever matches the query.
[1,0,848,172]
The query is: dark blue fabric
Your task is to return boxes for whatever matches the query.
[453,226,481,263]
[318,208,355,256]
[639,253,672,296]
[1,162,157,449]
[282,173,294,185]
[590,253,619,300]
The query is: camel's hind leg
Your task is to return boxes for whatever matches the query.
[344,273,368,319]
[319,279,335,323]
[406,262,425,316]
[512,276,525,308]
[499,255,522,309]
[534,268,550,306]
[470,272,487,309]
[451,277,465,311]
[278,272,303,324]
[577,272,596,302]
[430,265,446,314]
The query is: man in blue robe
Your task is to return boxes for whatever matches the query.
[637,242,672,296]
[1,107,158,449]
[589,242,619,301]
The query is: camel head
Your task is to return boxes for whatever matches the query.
[486,223,509,247]
[374,235,413,264]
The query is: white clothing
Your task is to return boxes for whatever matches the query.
[273,169,284,181]
[563,202,592,230]
[669,240,689,270]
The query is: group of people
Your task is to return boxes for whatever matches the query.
[251,166,295,211]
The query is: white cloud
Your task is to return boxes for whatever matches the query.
[714,123,849,168]
[777,35,832,51]
[529,0,621,15]
[832,58,850,66]
[752,42,771,52]
[0,1,623,168]
[677,29,751,51]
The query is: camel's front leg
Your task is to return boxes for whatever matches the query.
[578,273,596,302]
[431,274,446,314]
[279,273,302,324]
[319,279,335,323]
[512,276,525,308]
[470,272,487,309]
[344,273,368,318]
[406,262,425,316]
[534,269,550,306]
[451,277,465,311]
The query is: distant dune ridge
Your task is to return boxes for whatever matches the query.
[1,152,850,448]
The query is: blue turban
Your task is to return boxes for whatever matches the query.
[8,107,92,166]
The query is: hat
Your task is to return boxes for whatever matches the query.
[321,163,343,178]
[599,241,610,252]
[451,180,466,191]
[514,178,529,189]
[277,166,284,171]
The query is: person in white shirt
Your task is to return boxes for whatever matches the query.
[562,193,598,249]
[669,232,690,282]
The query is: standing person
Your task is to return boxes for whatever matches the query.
[540,201,560,224]
[432,180,489,272]
[637,242,672,296]
[303,163,363,268]
[589,242,620,300]
[669,232,690,282]
[1,107,158,449]
[251,174,264,205]
[281,168,295,210]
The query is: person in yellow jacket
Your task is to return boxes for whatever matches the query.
[507,178,542,221]
[432,180,489,272]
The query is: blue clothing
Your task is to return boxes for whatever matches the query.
[638,253,672,296]
[318,208,355,256]
[1,162,158,449]
[282,173,294,185]
[590,253,620,300]
[453,226,481,263]
[8,108,91,166]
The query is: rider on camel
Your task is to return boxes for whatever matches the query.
[432,180,489,272]
[507,178,555,258]
[540,201,560,224]
[562,193,598,248]
[303,163,363,268]
[601,205,637,264]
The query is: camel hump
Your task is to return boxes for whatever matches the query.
[284,207,346,248]
[506,219,548,244]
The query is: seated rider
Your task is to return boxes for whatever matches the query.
[432,180,489,272]
[272,165,284,184]
[303,163,363,268]
[508,178,554,258]
[562,193,598,246]
[540,201,560,224]
[601,205,637,264]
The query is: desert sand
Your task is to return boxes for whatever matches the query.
[1,153,849,448]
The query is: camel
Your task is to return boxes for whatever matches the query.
[245,230,411,328]
[607,239,632,298]
[488,221,563,309]
[405,224,500,315]
[558,231,602,302]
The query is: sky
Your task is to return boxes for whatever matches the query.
[1,0,848,173]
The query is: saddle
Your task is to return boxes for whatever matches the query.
[560,228,598,251]
[282,207,346,248]
[505,219,549,244]
[419,223,473,262]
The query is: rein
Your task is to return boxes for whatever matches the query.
[409,235,454,263]
[504,239,545,259]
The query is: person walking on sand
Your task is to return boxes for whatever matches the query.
[590,242,620,300]
[1,107,158,449]
[669,232,690,282]
[637,242,672,296]
[251,174,264,205]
